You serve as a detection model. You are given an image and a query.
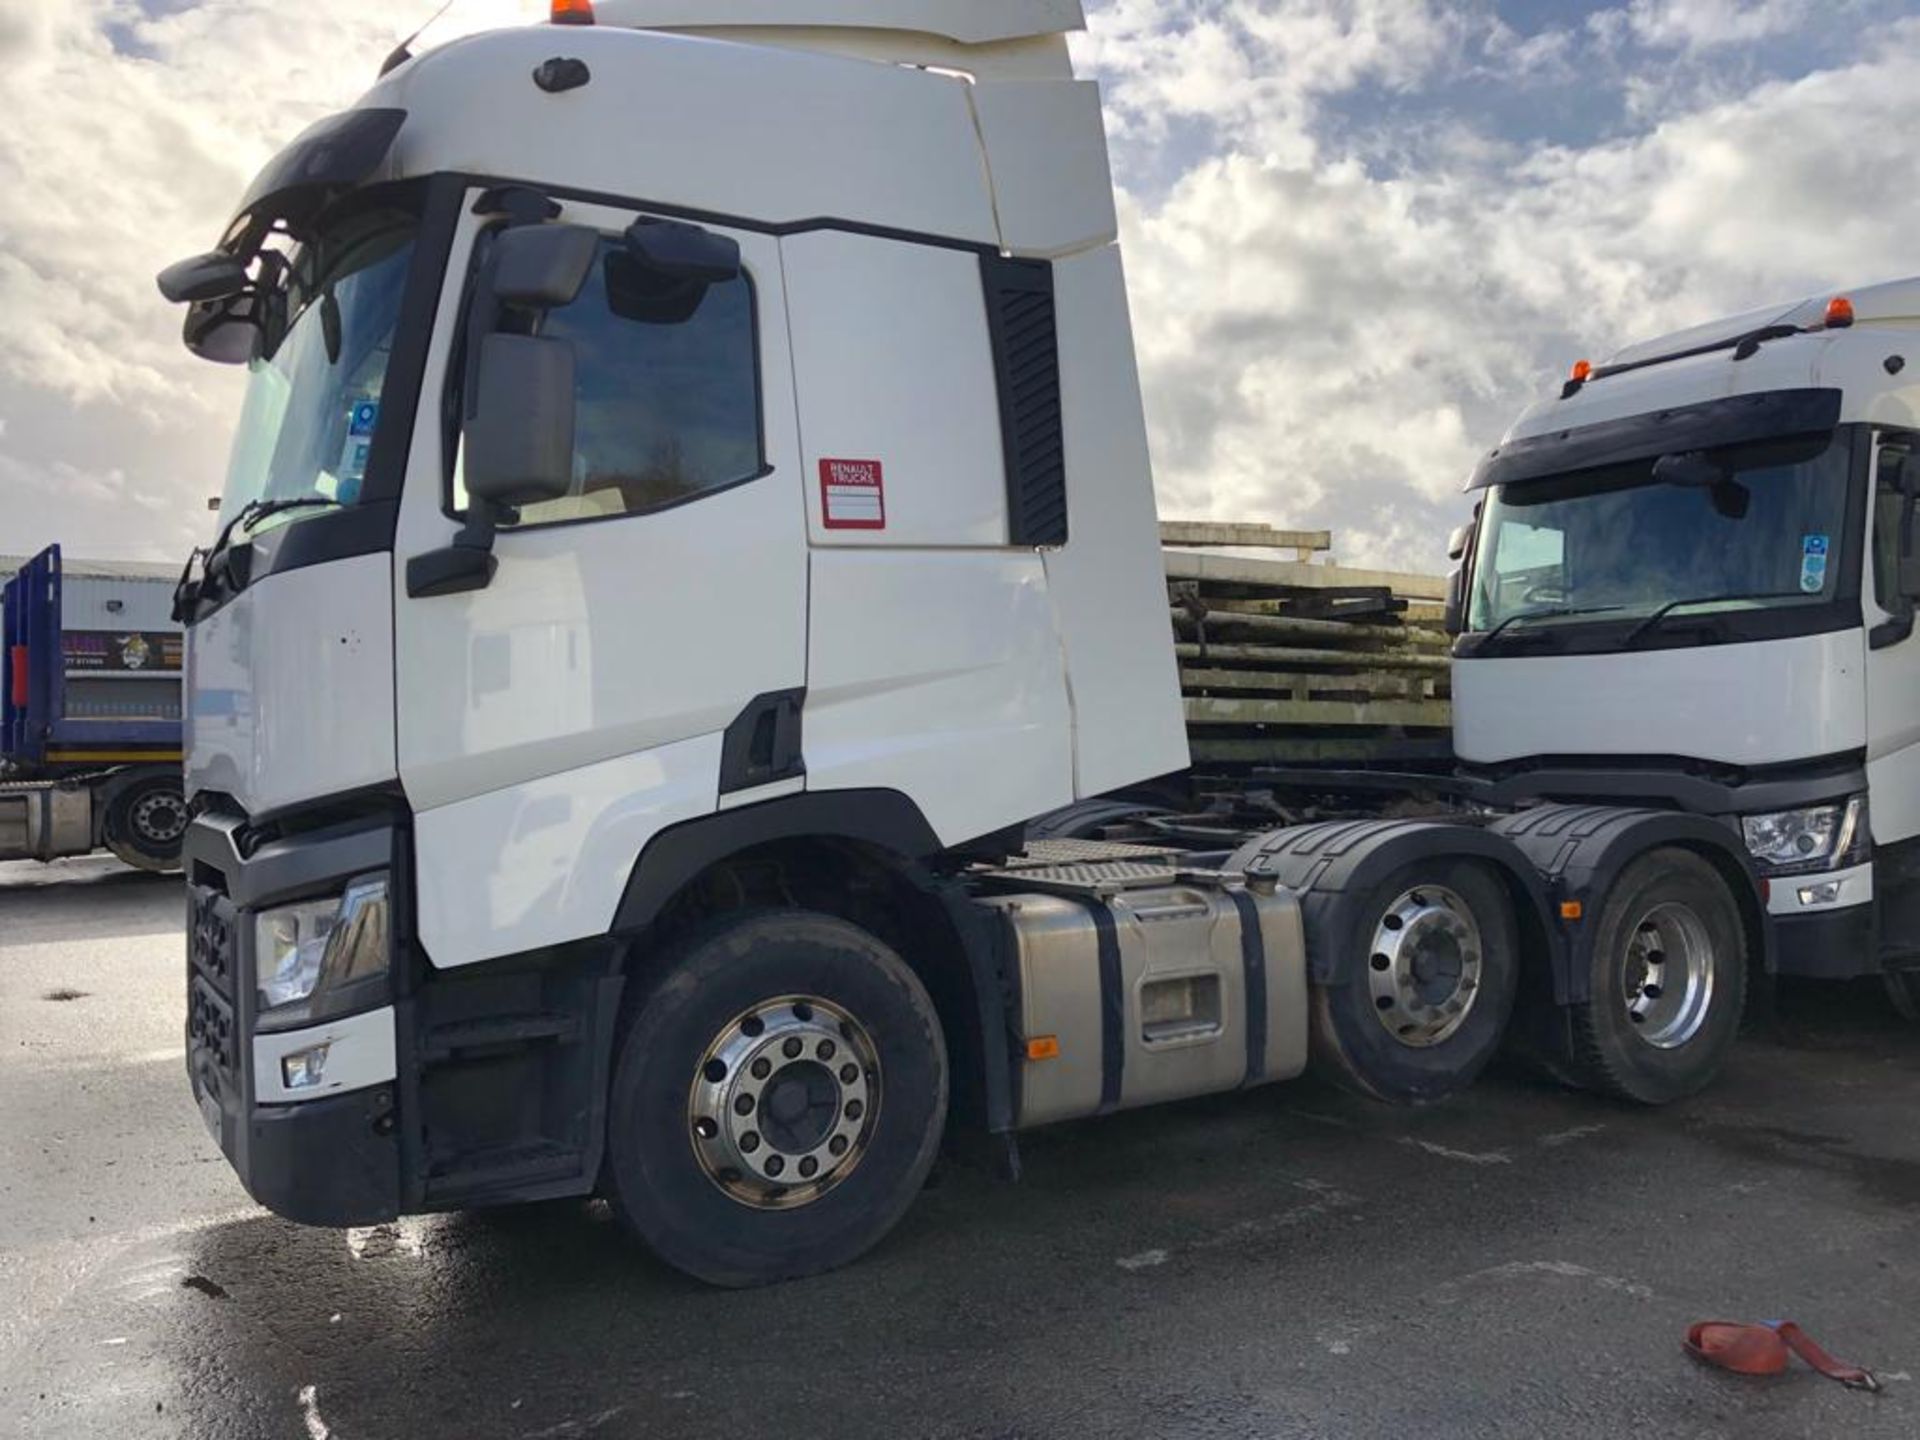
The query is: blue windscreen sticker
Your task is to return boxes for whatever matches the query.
[1800,533,1830,593]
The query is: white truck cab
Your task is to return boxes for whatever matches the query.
[1450,280,1920,1009]
[162,1,1784,1285]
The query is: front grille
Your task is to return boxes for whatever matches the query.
[187,882,243,1103]
[188,885,238,998]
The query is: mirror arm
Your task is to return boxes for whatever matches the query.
[406,500,507,599]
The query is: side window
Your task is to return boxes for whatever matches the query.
[457,237,762,526]
[1872,439,1913,613]
[1487,520,1566,611]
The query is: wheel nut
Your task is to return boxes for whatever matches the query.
[828,1135,849,1156]
[765,1155,785,1177]
[818,1039,837,1061]
[783,1037,803,1059]
[799,1156,818,1178]
[751,1057,771,1080]
[844,1099,864,1121]
[734,1095,755,1116]
[741,1131,760,1153]
[839,1063,858,1084]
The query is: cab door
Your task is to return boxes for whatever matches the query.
[1866,432,1920,854]
[392,194,806,968]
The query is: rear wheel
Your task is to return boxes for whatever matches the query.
[1569,848,1747,1104]
[605,909,947,1287]
[104,774,187,872]
[1308,859,1521,1104]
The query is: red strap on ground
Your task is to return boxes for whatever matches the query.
[1686,1320,1881,1392]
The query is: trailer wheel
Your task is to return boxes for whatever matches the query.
[1569,848,1747,1105]
[104,775,188,872]
[1308,859,1520,1104]
[605,909,947,1287]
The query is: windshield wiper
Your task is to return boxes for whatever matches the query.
[1472,604,1627,650]
[1620,591,1805,649]
[176,496,338,620]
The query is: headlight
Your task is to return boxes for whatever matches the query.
[1740,797,1865,872]
[256,874,390,1014]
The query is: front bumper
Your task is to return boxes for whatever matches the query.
[185,812,403,1226]
[1771,901,1877,980]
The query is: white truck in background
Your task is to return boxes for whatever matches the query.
[158,1,1777,1286]
[1446,284,1920,1018]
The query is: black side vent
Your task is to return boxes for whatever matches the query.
[981,256,1068,547]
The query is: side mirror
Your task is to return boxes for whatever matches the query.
[624,217,740,284]
[464,333,576,507]
[1444,565,1467,637]
[490,223,599,310]
[1446,522,1473,563]
[157,251,250,304]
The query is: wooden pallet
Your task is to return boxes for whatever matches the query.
[1161,522,1452,768]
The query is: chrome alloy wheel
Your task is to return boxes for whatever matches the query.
[687,995,881,1210]
[1366,884,1484,1047]
[1622,901,1716,1049]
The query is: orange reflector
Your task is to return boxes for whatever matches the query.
[1569,359,1592,382]
[552,0,595,23]
[1825,296,1854,328]
[1025,1035,1061,1061]
[1559,900,1583,921]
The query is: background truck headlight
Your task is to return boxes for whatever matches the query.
[1739,798,1864,873]
[256,875,390,1014]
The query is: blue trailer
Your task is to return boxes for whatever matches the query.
[0,545,187,869]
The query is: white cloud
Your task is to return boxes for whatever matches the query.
[1079,3,1920,569]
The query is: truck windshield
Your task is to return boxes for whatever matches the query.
[1467,432,1853,645]
[214,207,417,538]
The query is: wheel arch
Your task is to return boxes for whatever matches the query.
[1228,819,1560,991]
[611,790,1017,1135]
[1490,805,1772,1005]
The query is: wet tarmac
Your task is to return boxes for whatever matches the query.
[3,855,1918,1439]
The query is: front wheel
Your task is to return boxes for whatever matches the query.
[605,909,947,1287]
[1308,859,1521,1104]
[1569,848,1748,1104]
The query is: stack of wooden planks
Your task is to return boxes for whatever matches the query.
[1161,521,1452,767]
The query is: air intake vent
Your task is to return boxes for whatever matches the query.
[982,256,1068,548]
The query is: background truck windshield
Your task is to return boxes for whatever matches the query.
[1467,432,1852,635]
[214,209,417,535]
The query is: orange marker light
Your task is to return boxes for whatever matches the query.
[1825,296,1855,329]
[1569,359,1592,383]
[1026,1035,1061,1061]
[552,0,595,23]
[1559,899,1583,921]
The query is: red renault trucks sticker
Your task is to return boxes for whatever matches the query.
[819,458,886,530]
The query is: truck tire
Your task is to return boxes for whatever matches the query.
[104,774,188,872]
[1308,859,1520,1104]
[1568,848,1747,1105]
[605,909,948,1287]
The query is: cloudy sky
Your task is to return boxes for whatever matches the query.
[2,0,1916,570]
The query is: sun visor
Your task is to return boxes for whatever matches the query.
[219,108,408,256]
[1467,388,1843,491]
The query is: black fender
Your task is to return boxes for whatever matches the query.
[612,788,942,933]
[1227,818,1559,989]
[1489,804,1773,1004]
